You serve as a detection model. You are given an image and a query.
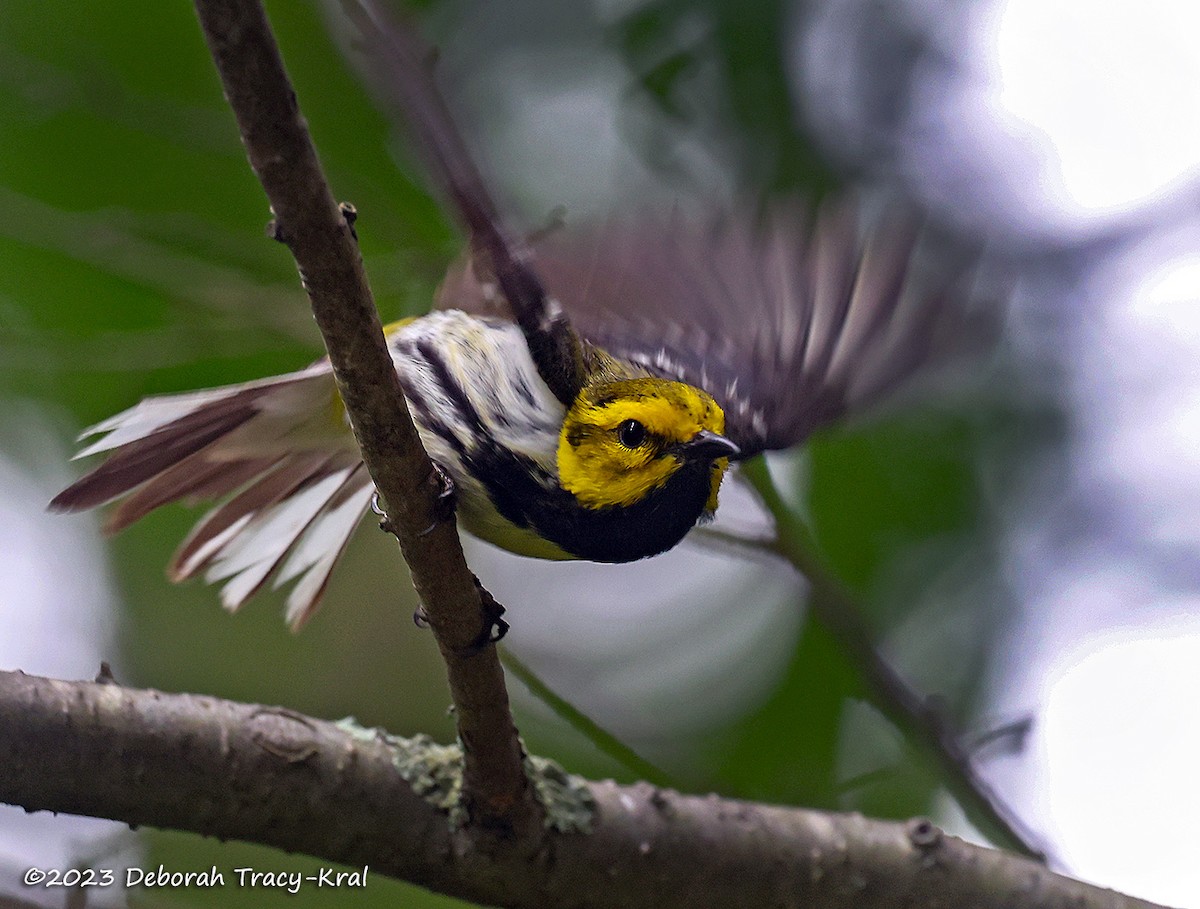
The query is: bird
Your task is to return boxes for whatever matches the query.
[50,1,978,628]
[50,197,969,628]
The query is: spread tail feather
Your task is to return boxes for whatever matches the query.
[51,365,373,626]
[50,394,268,512]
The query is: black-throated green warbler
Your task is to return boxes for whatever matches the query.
[51,197,963,627]
[52,1,972,626]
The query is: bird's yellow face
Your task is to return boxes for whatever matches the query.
[557,378,737,511]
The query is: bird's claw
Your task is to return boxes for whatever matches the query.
[373,462,456,538]
[373,491,399,536]
[417,461,457,537]
[411,583,507,654]
[339,201,358,240]
[466,577,508,652]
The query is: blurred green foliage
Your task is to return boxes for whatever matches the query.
[0,0,1024,906]
[617,0,839,194]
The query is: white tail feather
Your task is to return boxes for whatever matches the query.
[54,361,374,624]
[206,469,354,605]
[280,471,376,629]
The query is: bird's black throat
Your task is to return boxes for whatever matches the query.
[472,442,715,563]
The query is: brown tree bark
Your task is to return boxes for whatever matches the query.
[0,671,1171,909]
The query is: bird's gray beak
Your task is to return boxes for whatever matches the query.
[680,430,740,462]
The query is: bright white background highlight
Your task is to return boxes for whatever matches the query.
[1038,618,1200,907]
[995,0,1200,217]
[0,418,135,907]
[987,1,1200,904]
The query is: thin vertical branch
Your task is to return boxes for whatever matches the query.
[191,0,539,836]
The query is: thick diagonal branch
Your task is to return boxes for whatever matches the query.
[191,0,536,836]
[0,671,1171,909]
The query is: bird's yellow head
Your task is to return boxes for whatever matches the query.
[557,377,738,512]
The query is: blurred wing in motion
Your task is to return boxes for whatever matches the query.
[329,1,990,453]
[333,0,587,407]
[50,365,371,628]
[439,195,991,457]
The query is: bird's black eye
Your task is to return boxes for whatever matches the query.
[617,419,646,448]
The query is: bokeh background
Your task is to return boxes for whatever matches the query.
[2,0,1199,906]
